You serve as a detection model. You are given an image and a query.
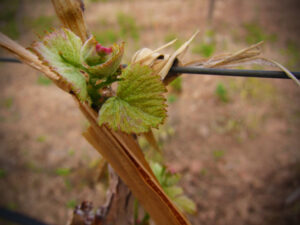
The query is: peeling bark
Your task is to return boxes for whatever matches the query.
[67,166,133,225]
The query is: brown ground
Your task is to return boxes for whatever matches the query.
[0,0,300,225]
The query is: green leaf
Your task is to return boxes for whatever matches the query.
[164,186,183,199]
[37,75,52,86]
[150,162,164,184]
[0,168,6,179]
[164,173,181,186]
[98,64,167,134]
[81,36,104,66]
[55,168,71,176]
[151,162,163,177]
[32,29,88,101]
[81,38,124,78]
[66,199,77,209]
[174,196,197,215]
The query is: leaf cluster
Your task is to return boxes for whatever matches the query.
[150,162,196,215]
[32,29,167,134]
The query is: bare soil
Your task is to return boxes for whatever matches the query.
[0,0,299,225]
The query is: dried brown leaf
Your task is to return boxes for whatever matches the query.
[51,0,88,42]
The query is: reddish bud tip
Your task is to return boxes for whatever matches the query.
[96,43,112,54]
[95,43,102,52]
[166,166,177,174]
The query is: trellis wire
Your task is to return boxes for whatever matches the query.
[0,207,51,225]
[169,66,300,79]
[1,57,300,80]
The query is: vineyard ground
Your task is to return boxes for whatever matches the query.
[0,0,299,224]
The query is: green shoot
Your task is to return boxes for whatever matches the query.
[167,94,178,104]
[192,42,215,57]
[215,83,229,102]
[0,168,6,178]
[117,12,139,41]
[1,97,13,109]
[36,135,47,143]
[55,168,71,176]
[66,199,77,209]
[170,77,183,92]
[37,75,52,86]
[213,150,225,160]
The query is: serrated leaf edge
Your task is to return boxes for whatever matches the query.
[98,63,168,134]
[30,28,89,101]
[84,42,125,78]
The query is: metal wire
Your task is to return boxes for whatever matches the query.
[170,66,300,79]
[0,57,22,63]
[1,57,300,80]
[0,207,52,225]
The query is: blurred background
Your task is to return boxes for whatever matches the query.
[0,0,300,224]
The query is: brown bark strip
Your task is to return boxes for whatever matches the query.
[50,0,192,221]
[0,33,73,93]
[51,0,88,42]
[143,130,161,152]
[79,100,190,225]
[97,166,134,225]
[0,33,59,81]
[0,0,193,223]
[67,167,134,225]
[0,28,191,225]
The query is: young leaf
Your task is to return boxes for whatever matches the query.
[32,28,88,101]
[151,161,164,183]
[174,196,197,215]
[164,186,183,199]
[164,172,181,186]
[81,38,124,78]
[98,64,167,134]
[150,161,196,215]
[81,36,103,66]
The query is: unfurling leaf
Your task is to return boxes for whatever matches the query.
[150,161,164,182]
[174,196,197,215]
[81,36,124,78]
[164,186,183,199]
[81,36,104,66]
[150,161,196,215]
[98,64,167,134]
[32,29,88,101]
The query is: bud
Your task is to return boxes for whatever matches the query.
[81,37,112,66]
[166,165,177,175]
[81,36,124,78]
[96,43,112,55]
